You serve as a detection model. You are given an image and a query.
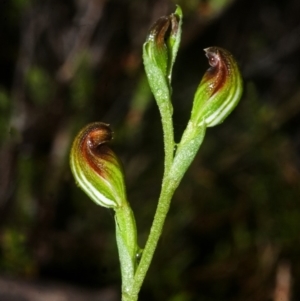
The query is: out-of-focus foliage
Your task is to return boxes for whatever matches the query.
[0,228,36,277]
[1,0,300,300]
[0,89,11,144]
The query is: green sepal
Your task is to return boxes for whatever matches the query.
[70,122,127,209]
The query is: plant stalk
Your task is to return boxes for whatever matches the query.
[124,121,206,300]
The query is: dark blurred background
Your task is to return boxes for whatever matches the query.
[1,0,300,300]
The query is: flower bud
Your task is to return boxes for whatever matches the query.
[70,122,127,209]
[143,6,182,110]
[191,47,243,127]
[144,6,182,81]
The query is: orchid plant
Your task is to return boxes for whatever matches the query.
[70,6,243,301]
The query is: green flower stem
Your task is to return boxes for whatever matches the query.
[172,120,207,178]
[115,204,138,298]
[126,101,176,301]
[130,175,178,299]
[126,122,206,301]
[159,101,175,175]
[122,71,175,301]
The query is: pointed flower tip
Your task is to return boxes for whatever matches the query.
[192,47,243,127]
[70,122,127,209]
[174,5,183,17]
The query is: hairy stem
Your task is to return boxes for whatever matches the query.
[115,204,138,296]
[159,101,175,175]
[126,123,206,300]
[130,176,176,299]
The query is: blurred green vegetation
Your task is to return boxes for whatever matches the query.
[0,88,11,144]
[0,228,36,277]
[1,0,300,300]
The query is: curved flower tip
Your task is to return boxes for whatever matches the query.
[70,122,127,209]
[192,47,243,127]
